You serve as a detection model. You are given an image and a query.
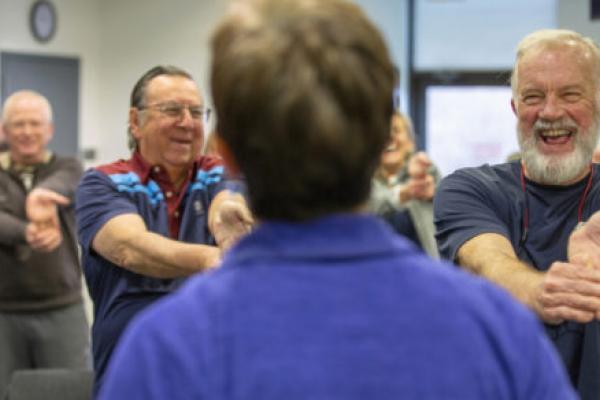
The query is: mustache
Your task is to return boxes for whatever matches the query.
[533,118,578,133]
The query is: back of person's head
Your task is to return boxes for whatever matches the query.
[127,65,194,150]
[510,29,600,98]
[211,0,395,221]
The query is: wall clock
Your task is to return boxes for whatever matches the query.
[30,0,57,43]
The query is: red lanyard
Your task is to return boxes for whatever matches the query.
[519,163,594,246]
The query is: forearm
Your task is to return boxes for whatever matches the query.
[113,231,218,278]
[458,233,544,313]
[92,214,219,279]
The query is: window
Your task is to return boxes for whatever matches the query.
[426,85,517,176]
[411,72,517,177]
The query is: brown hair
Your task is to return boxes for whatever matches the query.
[211,0,395,221]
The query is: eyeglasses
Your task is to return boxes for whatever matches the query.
[138,102,211,122]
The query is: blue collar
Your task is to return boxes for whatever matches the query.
[224,213,417,265]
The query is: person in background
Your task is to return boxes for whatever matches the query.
[75,65,252,394]
[434,29,600,399]
[99,2,574,399]
[0,119,8,151]
[369,111,440,257]
[0,90,90,395]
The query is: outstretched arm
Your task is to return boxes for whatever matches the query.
[458,232,600,324]
[92,213,221,279]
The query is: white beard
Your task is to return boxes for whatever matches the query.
[518,116,599,185]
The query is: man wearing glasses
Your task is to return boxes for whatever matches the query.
[75,65,252,394]
[435,29,600,399]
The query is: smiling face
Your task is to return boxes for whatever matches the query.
[130,75,205,182]
[380,113,415,174]
[3,93,53,165]
[513,43,600,185]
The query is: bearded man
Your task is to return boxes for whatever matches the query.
[434,29,600,400]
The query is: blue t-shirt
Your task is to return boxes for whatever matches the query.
[434,161,600,399]
[99,214,575,400]
[75,152,241,392]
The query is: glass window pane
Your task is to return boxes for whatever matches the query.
[426,86,518,177]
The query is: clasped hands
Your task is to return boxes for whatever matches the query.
[24,188,69,252]
[535,211,600,324]
[208,190,254,253]
[399,152,435,202]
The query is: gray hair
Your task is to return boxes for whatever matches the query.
[510,29,600,99]
[2,90,53,124]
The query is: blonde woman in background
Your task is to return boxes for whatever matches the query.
[369,111,440,257]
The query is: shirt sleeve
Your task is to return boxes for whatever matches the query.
[434,167,512,262]
[75,169,141,253]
